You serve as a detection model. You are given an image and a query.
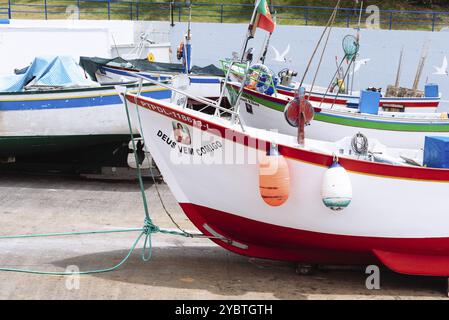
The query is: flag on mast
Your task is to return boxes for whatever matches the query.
[249,0,275,37]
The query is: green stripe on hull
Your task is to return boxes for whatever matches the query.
[314,113,449,132]
[0,135,133,157]
[233,86,449,133]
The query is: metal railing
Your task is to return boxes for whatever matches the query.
[0,1,448,32]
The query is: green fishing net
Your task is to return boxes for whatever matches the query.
[342,35,359,61]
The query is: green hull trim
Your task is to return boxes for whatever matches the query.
[0,134,133,157]
[232,85,449,133]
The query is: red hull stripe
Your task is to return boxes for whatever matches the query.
[126,93,449,182]
[277,88,348,105]
[277,88,439,108]
[379,101,440,108]
[181,202,449,275]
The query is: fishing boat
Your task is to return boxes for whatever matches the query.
[220,59,441,113]
[220,0,441,113]
[122,83,449,278]
[83,57,223,101]
[80,7,224,101]
[226,81,449,150]
[0,56,171,159]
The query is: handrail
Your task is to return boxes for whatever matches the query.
[1,1,448,32]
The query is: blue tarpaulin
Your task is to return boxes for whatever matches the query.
[0,56,99,92]
[424,136,449,169]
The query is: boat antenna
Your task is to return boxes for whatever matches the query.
[299,0,341,88]
[111,33,121,59]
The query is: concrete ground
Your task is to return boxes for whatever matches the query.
[0,172,446,300]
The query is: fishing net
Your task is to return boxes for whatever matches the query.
[342,35,359,61]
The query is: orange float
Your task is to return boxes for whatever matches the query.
[258,144,290,207]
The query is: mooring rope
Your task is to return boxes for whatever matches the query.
[0,89,191,276]
[0,217,188,275]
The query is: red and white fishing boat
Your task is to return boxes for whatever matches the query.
[123,86,449,278]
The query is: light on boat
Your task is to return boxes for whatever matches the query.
[321,161,352,211]
[259,144,290,207]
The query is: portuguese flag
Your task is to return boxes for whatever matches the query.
[250,0,275,36]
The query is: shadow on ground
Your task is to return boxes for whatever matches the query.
[54,246,446,299]
[0,172,153,192]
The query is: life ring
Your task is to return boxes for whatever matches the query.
[245,64,277,95]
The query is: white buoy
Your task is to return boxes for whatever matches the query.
[321,161,352,211]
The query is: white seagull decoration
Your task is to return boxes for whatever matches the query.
[352,58,371,74]
[433,56,448,76]
[270,44,291,62]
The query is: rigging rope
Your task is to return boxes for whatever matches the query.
[308,5,339,99]
[299,0,342,88]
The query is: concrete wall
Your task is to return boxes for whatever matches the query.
[0,19,171,74]
[0,19,447,109]
[170,22,449,109]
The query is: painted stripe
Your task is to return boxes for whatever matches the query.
[101,66,171,81]
[127,93,449,182]
[0,88,171,111]
[230,85,449,133]
[189,77,221,84]
[278,85,440,108]
[103,66,221,84]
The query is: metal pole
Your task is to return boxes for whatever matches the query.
[304,7,308,26]
[44,0,47,20]
[7,0,11,19]
[107,0,110,20]
[220,4,224,23]
[389,12,393,30]
[170,2,174,26]
[432,13,436,32]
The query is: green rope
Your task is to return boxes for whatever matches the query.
[0,88,189,276]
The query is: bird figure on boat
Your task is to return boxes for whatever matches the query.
[270,44,291,62]
[433,56,448,76]
[352,58,370,75]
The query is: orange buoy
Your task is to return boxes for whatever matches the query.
[259,144,290,207]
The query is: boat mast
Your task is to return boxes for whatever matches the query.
[412,42,429,92]
[395,47,404,88]
[350,0,364,95]
[183,3,193,74]
[240,0,261,62]
[259,11,276,64]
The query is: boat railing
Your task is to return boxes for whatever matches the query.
[120,66,248,132]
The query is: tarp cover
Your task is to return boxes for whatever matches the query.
[79,56,225,82]
[0,56,99,92]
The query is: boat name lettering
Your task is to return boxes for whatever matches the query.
[140,100,208,130]
[157,130,222,156]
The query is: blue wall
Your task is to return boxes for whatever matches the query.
[171,23,449,110]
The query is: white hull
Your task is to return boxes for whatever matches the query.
[238,96,449,150]
[124,92,449,276]
[98,68,222,99]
